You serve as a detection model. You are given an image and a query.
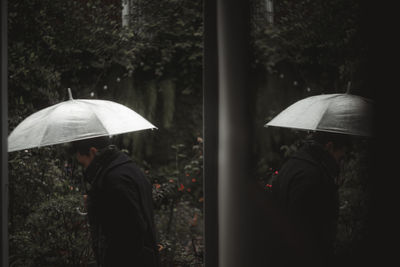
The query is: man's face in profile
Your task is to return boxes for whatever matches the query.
[76,147,98,169]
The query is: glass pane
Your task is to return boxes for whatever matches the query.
[8,0,203,266]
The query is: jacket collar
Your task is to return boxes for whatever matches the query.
[84,145,130,185]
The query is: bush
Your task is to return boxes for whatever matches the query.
[11,195,93,267]
[147,139,204,266]
[335,140,372,263]
[9,146,95,267]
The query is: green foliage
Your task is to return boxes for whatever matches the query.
[252,0,368,95]
[147,139,204,266]
[335,141,372,262]
[125,0,203,81]
[12,195,93,267]
[8,0,202,104]
[9,0,121,107]
[9,146,94,267]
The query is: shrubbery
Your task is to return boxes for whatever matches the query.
[150,141,204,266]
[9,146,94,266]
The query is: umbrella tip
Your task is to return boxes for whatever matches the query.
[68,88,73,100]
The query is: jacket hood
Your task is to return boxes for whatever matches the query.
[292,141,340,181]
[84,145,131,185]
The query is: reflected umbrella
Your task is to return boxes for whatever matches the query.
[265,93,374,137]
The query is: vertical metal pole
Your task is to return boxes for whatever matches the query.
[0,0,8,266]
[203,0,219,266]
[217,1,253,266]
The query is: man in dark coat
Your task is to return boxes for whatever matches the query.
[72,137,160,267]
[271,132,351,267]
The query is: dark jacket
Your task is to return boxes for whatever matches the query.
[84,146,160,267]
[271,142,339,267]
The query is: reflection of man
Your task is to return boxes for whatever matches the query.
[271,132,351,267]
[71,137,160,267]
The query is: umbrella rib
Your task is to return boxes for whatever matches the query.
[314,99,332,129]
[35,104,62,148]
[316,95,339,130]
[8,98,157,152]
[288,96,330,130]
[38,101,109,147]
[85,102,110,135]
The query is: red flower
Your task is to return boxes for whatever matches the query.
[274,171,279,175]
[178,183,185,191]
[190,213,198,226]
[192,178,197,183]
[266,184,272,188]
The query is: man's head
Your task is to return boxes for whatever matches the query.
[71,136,111,168]
[310,131,352,164]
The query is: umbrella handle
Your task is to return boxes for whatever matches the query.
[76,207,88,216]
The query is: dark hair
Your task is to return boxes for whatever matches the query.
[307,131,353,150]
[70,136,111,156]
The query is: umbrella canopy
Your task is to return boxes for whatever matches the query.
[8,95,157,152]
[265,93,374,137]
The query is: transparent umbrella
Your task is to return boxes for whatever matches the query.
[265,93,374,137]
[8,89,157,152]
